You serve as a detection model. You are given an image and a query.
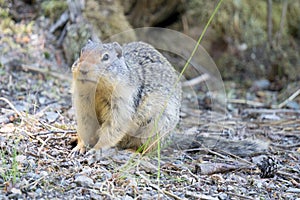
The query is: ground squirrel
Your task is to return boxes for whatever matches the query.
[72,41,181,154]
[71,40,268,156]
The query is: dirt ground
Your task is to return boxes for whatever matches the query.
[1,2,300,200]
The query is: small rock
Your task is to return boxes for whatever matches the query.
[94,182,102,188]
[26,172,40,179]
[27,159,37,168]
[211,174,225,183]
[19,179,29,187]
[50,149,60,156]
[122,195,134,200]
[180,112,187,118]
[90,192,103,200]
[251,79,270,91]
[227,185,234,191]
[35,188,43,196]
[75,175,94,187]
[81,166,93,174]
[40,171,48,177]
[286,188,300,193]
[45,111,59,123]
[39,96,47,104]
[15,155,27,164]
[11,188,22,195]
[237,43,247,51]
[8,193,21,199]
[0,136,6,147]
[286,101,300,110]
[260,114,281,121]
[248,190,258,195]
[173,160,184,165]
[218,193,227,200]
[252,155,267,164]
[0,123,15,133]
[255,180,263,188]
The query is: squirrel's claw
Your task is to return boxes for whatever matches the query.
[68,143,86,158]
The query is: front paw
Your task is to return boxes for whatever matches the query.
[68,143,87,158]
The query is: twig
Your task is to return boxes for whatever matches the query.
[57,24,68,46]
[0,109,16,124]
[15,128,34,138]
[242,108,300,114]
[182,14,189,34]
[272,142,300,149]
[185,167,200,182]
[182,73,210,87]
[26,151,40,158]
[24,175,46,189]
[34,105,52,118]
[67,0,85,22]
[218,150,254,166]
[277,170,300,182]
[50,10,69,33]
[276,88,300,109]
[184,147,228,159]
[225,192,254,200]
[21,64,72,82]
[267,0,273,47]
[277,0,288,43]
[33,130,76,136]
[161,188,184,200]
[38,119,69,133]
[37,136,52,156]
[136,171,184,200]
[227,99,266,107]
[185,191,218,200]
[184,146,254,166]
[0,97,24,121]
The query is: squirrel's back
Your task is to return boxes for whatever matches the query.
[124,42,181,95]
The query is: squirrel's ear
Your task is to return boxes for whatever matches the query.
[81,40,94,55]
[87,39,93,44]
[113,42,122,58]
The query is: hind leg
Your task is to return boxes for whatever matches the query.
[118,93,180,152]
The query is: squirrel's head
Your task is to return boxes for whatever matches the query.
[72,40,128,84]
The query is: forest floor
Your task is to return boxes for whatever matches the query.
[1,7,300,200]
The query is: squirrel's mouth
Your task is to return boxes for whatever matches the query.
[76,78,98,84]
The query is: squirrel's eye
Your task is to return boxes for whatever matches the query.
[102,53,109,61]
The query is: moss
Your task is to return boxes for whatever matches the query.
[0,7,9,18]
[41,0,68,22]
[0,2,13,34]
[286,1,300,37]
[44,51,51,59]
